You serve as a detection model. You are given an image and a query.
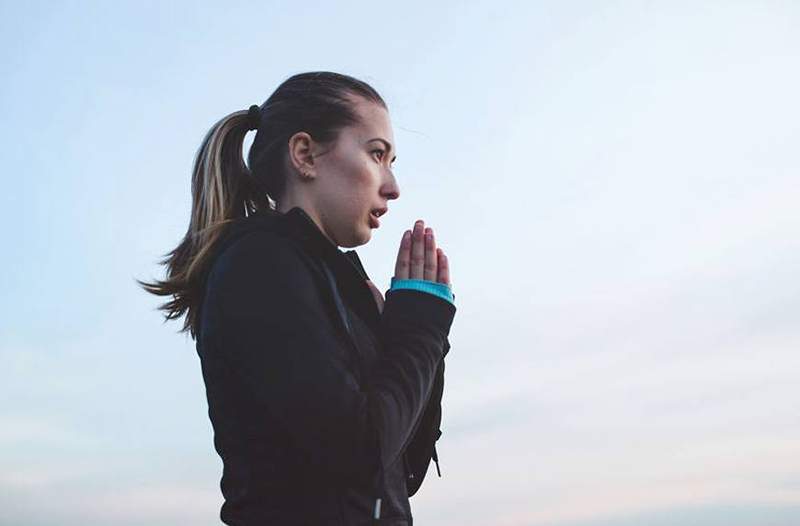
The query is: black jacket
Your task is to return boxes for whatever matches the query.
[195,206,456,525]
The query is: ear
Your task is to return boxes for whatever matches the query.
[287,131,317,179]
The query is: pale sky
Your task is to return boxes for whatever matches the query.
[1,1,799,525]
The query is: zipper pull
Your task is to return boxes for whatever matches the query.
[404,452,415,481]
[432,445,441,477]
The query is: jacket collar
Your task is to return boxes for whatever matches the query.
[280,206,342,260]
[252,206,370,281]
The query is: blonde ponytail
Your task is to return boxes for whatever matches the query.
[137,107,269,339]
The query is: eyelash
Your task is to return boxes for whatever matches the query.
[372,149,395,165]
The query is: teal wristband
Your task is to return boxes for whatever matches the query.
[389,277,455,305]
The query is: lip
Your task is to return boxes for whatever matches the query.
[369,212,380,229]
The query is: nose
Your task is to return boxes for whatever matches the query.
[382,172,400,201]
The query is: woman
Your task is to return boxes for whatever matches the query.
[139,71,456,525]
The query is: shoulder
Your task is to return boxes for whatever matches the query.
[215,227,297,266]
[210,227,308,280]
[206,211,291,270]
[206,227,322,310]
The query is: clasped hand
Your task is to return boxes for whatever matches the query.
[366,219,452,314]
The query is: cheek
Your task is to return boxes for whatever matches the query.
[354,158,375,183]
[330,155,373,191]
[325,154,378,215]
[344,160,379,202]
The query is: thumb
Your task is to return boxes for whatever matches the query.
[364,279,384,314]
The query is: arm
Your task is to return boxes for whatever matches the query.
[208,231,456,488]
[403,344,446,497]
[379,277,453,495]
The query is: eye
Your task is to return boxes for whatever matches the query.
[372,149,397,168]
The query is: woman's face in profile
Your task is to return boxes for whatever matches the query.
[311,96,401,248]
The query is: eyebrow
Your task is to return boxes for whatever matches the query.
[367,138,397,163]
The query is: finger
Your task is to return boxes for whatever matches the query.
[424,227,437,282]
[394,229,411,280]
[410,219,425,279]
[436,247,450,286]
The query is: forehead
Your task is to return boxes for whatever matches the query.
[346,96,394,143]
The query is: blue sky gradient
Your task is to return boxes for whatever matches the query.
[1,1,799,524]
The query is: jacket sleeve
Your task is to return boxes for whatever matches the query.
[389,277,455,305]
[208,231,456,487]
[403,337,449,497]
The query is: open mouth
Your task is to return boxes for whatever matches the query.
[369,211,380,228]
[369,208,387,228]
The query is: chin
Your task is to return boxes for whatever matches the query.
[337,229,370,249]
